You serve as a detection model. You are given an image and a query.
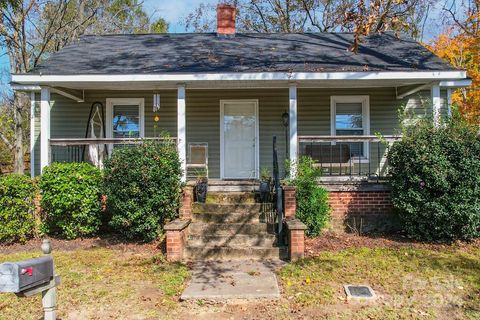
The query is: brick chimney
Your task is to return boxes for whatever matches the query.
[217,4,236,36]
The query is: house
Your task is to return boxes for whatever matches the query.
[11,5,471,260]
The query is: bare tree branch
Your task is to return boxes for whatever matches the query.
[0,131,14,151]
[251,0,269,32]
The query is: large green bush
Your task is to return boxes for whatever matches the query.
[0,174,36,243]
[39,162,103,239]
[103,139,182,241]
[388,115,480,241]
[286,156,330,237]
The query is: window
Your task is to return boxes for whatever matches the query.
[112,105,141,138]
[331,96,370,158]
[106,98,145,139]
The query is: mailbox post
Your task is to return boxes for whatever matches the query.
[0,239,60,320]
[41,239,57,320]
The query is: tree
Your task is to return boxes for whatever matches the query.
[0,0,168,174]
[428,0,479,124]
[185,0,433,51]
[150,17,169,33]
[0,96,16,168]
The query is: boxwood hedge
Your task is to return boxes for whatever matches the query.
[388,115,480,241]
[39,162,103,239]
[103,139,182,241]
[0,174,37,243]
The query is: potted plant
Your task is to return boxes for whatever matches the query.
[195,175,208,203]
[259,168,272,202]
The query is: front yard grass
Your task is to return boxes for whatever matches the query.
[0,246,190,320]
[279,245,480,319]
[1,239,479,319]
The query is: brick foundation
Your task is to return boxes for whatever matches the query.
[285,219,307,260]
[283,186,296,220]
[179,187,193,220]
[328,190,396,233]
[165,219,190,262]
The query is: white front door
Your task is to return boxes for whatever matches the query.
[221,100,259,179]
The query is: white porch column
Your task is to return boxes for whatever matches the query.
[177,84,187,182]
[447,88,452,117]
[30,91,36,177]
[431,84,441,127]
[289,84,298,177]
[40,87,51,173]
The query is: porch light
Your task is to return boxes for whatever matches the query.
[153,93,161,112]
[282,112,289,127]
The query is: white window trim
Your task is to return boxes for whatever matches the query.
[106,98,145,139]
[330,95,370,161]
[220,99,260,180]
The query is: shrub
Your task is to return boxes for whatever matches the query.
[286,156,330,236]
[388,115,480,241]
[0,174,37,243]
[39,162,103,239]
[103,139,182,241]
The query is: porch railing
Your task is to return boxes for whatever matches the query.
[272,136,284,244]
[298,135,401,180]
[50,137,177,164]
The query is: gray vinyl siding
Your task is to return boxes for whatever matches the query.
[33,87,449,178]
[33,90,178,176]
[49,90,178,139]
[299,88,404,136]
[401,89,449,124]
[186,89,288,178]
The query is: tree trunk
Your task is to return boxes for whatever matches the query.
[13,92,24,174]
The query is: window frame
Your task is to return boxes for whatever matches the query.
[330,95,370,160]
[106,98,145,139]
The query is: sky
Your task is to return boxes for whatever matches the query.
[0,0,217,90]
[145,0,217,32]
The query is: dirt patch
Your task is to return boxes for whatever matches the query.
[305,231,480,257]
[0,235,162,255]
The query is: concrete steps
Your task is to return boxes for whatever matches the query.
[192,203,265,214]
[188,180,259,193]
[189,222,272,235]
[205,192,257,204]
[185,189,285,261]
[192,211,261,223]
[185,245,288,260]
[187,234,277,247]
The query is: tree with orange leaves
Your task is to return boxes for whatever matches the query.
[428,1,480,124]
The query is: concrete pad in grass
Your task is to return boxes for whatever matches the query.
[181,260,284,300]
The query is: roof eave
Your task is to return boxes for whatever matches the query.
[11,70,467,84]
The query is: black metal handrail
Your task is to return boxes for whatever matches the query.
[272,136,284,244]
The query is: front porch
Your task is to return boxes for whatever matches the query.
[29,84,454,180]
[48,135,400,182]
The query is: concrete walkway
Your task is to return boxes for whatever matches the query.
[181,260,285,300]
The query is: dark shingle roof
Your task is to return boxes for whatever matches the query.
[30,32,455,75]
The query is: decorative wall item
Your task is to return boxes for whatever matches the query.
[153,93,161,112]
